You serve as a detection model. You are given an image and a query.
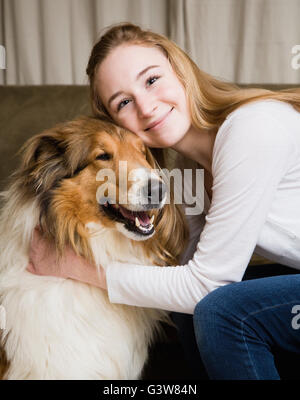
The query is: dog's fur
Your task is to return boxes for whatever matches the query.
[0,117,187,379]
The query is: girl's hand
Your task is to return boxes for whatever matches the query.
[26,227,107,289]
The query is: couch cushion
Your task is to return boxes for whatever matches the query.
[0,85,91,189]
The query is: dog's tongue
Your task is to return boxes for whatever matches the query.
[137,212,151,226]
[119,206,150,226]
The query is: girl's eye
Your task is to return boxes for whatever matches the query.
[116,75,160,112]
[146,75,160,86]
[117,99,131,112]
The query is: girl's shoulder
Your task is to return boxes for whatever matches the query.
[217,99,299,145]
[225,99,296,124]
[213,99,300,166]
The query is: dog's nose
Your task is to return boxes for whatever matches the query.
[142,179,166,205]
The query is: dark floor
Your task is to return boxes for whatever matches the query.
[142,263,300,380]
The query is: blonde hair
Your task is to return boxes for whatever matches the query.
[86,22,300,130]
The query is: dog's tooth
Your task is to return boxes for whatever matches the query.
[150,215,154,224]
[135,217,140,227]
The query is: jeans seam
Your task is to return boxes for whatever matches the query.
[240,300,300,379]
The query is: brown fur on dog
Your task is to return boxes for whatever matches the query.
[12,116,188,266]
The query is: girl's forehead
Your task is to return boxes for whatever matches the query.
[96,44,170,99]
[100,44,168,73]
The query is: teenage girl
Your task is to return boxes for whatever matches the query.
[27,23,300,380]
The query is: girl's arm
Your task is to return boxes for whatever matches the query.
[105,106,295,314]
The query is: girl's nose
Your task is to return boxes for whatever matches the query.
[136,95,157,118]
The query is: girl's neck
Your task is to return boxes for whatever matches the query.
[171,125,218,174]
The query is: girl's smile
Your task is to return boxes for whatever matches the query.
[144,107,174,131]
[96,44,191,148]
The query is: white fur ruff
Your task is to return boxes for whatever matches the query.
[0,189,167,380]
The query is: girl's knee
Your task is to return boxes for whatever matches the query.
[193,284,243,353]
[193,283,244,335]
[194,284,236,319]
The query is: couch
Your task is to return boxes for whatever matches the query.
[1,84,299,379]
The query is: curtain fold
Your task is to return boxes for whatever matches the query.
[170,0,300,84]
[1,0,299,85]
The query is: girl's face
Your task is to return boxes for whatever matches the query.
[96,44,191,148]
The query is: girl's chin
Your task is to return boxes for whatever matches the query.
[146,134,179,148]
[146,130,185,148]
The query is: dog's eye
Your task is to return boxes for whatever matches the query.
[96,153,111,161]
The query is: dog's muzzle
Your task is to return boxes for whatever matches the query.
[141,179,166,208]
[100,178,167,237]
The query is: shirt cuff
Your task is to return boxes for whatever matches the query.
[106,261,147,307]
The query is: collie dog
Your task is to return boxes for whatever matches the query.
[0,117,187,380]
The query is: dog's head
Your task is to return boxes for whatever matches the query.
[16,117,188,265]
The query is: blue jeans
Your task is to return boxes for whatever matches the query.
[193,274,300,379]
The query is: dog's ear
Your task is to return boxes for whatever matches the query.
[18,124,92,195]
[18,132,70,195]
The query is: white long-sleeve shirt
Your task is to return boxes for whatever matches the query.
[106,99,300,314]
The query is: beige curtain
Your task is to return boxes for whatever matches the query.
[1,0,300,85]
[0,0,169,85]
[171,0,300,84]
